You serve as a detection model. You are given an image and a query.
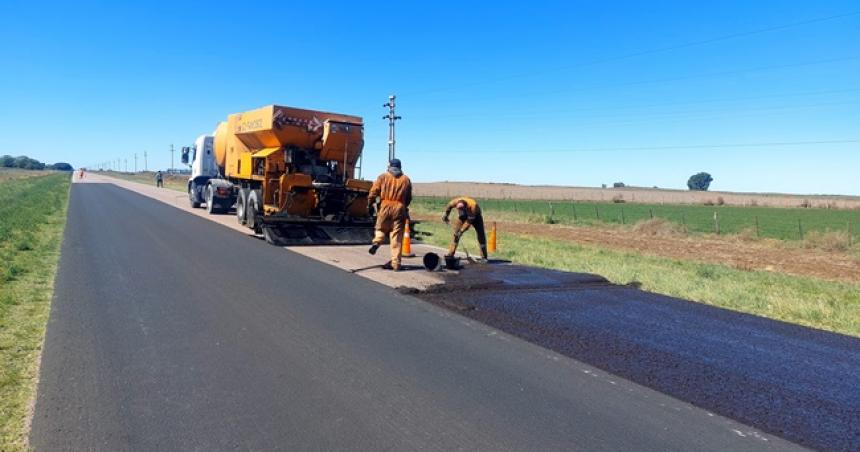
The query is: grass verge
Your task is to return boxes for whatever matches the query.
[98,170,187,192]
[416,220,860,337]
[0,173,71,450]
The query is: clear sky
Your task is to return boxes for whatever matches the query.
[1,0,858,195]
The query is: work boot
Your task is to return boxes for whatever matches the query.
[368,243,380,255]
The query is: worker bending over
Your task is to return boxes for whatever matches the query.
[368,159,412,271]
[443,196,488,260]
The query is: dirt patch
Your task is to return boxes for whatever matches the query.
[630,218,684,237]
[415,214,860,282]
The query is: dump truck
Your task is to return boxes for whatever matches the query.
[181,104,374,246]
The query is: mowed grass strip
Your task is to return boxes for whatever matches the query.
[416,221,860,337]
[0,173,70,450]
[413,197,860,241]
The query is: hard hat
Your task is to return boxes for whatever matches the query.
[389,158,402,168]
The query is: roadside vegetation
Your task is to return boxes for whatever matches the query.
[413,197,860,242]
[99,170,187,191]
[415,220,860,337]
[0,172,70,449]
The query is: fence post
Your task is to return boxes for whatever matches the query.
[798,218,804,240]
[649,208,654,219]
[713,211,720,235]
[755,216,760,238]
[595,205,600,220]
[849,221,853,246]
[682,213,687,233]
[549,202,554,222]
[621,207,625,225]
[572,202,577,222]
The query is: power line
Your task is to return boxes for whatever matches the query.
[428,139,860,154]
[412,87,860,121]
[448,55,860,105]
[406,10,860,96]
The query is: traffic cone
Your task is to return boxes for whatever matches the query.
[402,219,415,257]
[488,222,497,253]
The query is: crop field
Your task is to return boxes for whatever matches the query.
[0,173,70,449]
[414,182,860,209]
[413,197,860,242]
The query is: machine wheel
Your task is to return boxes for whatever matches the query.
[189,182,200,208]
[236,188,248,225]
[205,185,217,214]
[247,190,262,233]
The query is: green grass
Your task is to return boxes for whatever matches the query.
[412,196,860,242]
[0,173,71,450]
[99,170,187,192]
[416,220,860,337]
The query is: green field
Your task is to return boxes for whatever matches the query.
[415,220,860,337]
[0,173,70,450]
[413,196,860,241]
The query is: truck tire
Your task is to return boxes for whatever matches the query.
[247,190,262,234]
[236,188,248,225]
[206,185,217,214]
[189,182,200,208]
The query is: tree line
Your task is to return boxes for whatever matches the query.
[1,155,73,171]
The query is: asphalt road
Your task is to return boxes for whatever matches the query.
[30,184,800,451]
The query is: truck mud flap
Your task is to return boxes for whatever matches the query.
[262,223,375,246]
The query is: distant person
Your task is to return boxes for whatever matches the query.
[442,196,488,260]
[367,159,412,271]
[79,169,85,179]
[155,171,163,188]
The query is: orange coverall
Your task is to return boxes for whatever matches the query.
[368,170,412,269]
[444,196,487,259]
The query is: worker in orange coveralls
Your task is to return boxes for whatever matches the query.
[367,159,412,271]
[443,196,488,260]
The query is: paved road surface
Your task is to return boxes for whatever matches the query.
[30,184,800,451]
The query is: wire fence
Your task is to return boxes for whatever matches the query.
[416,197,859,242]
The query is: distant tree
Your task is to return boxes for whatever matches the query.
[50,162,74,171]
[687,172,713,191]
[613,182,625,188]
[1,155,14,167]
[10,155,45,170]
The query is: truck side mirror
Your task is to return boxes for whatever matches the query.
[181,146,190,164]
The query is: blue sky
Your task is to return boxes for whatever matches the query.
[1,0,858,195]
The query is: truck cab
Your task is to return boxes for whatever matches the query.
[182,134,224,210]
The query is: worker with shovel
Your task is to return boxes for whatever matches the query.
[443,196,488,261]
[367,159,412,271]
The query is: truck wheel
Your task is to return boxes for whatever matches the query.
[189,182,200,208]
[236,189,248,225]
[247,190,262,233]
[206,185,217,214]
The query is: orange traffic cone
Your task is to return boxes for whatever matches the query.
[402,219,415,257]
[488,222,497,253]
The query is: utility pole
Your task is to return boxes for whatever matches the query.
[124,158,127,172]
[134,153,137,172]
[383,94,401,162]
[144,151,148,171]
[170,144,175,173]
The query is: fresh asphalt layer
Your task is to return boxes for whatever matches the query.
[29,183,801,451]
